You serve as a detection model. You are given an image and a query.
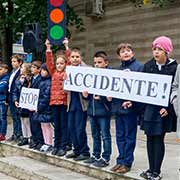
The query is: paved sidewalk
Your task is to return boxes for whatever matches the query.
[6,116,180,180]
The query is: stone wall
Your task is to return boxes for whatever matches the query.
[68,0,180,66]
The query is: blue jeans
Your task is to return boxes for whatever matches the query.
[115,113,137,167]
[89,116,111,161]
[68,110,90,156]
[9,101,22,137]
[0,103,8,136]
[52,105,68,150]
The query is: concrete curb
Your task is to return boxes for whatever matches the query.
[0,142,142,180]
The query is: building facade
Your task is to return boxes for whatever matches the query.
[68,0,180,66]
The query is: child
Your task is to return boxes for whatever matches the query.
[66,48,90,161]
[111,43,143,173]
[171,64,180,142]
[32,63,53,152]
[29,60,44,150]
[83,51,112,167]
[0,64,9,141]
[8,55,23,141]
[45,39,68,156]
[12,62,32,146]
[140,36,177,180]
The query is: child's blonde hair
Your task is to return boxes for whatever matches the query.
[20,62,32,83]
[56,55,67,63]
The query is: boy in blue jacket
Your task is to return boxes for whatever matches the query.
[0,64,9,141]
[111,43,143,173]
[83,51,112,167]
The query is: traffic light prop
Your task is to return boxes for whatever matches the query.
[48,0,66,45]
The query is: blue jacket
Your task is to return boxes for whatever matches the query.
[0,73,9,103]
[32,75,53,123]
[8,69,20,103]
[12,78,30,117]
[112,57,143,115]
[86,95,111,117]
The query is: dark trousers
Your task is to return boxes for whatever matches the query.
[89,115,111,161]
[115,113,137,167]
[68,110,90,156]
[9,101,22,137]
[52,105,68,150]
[147,134,165,174]
[29,113,44,145]
[0,103,8,136]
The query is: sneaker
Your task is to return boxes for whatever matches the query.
[84,156,97,164]
[40,144,52,152]
[0,135,6,141]
[56,149,66,157]
[66,152,78,159]
[29,142,37,149]
[148,173,162,180]
[140,169,153,179]
[66,145,72,151]
[7,134,16,141]
[73,154,90,161]
[34,143,43,151]
[51,147,59,155]
[93,158,109,168]
[17,138,29,146]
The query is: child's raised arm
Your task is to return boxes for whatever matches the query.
[45,39,55,75]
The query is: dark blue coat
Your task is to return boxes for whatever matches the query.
[86,95,111,117]
[112,58,143,115]
[32,75,53,123]
[12,78,30,117]
[0,73,9,103]
[8,69,20,103]
[140,58,177,135]
[30,74,42,89]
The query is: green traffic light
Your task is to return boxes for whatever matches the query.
[50,25,64,40]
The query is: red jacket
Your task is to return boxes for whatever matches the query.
[46,51,68,105]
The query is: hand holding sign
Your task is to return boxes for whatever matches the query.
[19,87,39,111]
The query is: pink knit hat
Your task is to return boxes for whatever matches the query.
[152,36,173,54]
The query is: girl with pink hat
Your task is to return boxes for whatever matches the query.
[140,36,177,180]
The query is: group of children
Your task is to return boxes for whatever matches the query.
[0,35,179,180]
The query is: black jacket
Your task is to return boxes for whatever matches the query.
[140,58,177,135]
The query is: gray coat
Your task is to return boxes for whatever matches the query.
[171,64,180,138]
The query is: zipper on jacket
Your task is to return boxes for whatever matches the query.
[104,103,109,111]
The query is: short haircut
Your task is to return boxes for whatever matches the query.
[0,63,8,70]
[11,54,23,64]
[31,60,42,69]
[70,47,82,56]
[94,51,108,60]
[116,43,133,55]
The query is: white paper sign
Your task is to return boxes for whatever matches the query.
[19,87,40,111]
[64,66,173,107]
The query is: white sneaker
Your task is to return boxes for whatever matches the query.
[40,144,52,152]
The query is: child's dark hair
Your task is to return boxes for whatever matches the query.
[0,63,8,71]
[11,54,23,64]
[70,47,82,56]
[116,43,133,55]
[94,51,108,60]
[32,60,42,69]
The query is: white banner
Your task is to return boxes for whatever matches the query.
[64,66,173,107]
[19,87,40,111]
